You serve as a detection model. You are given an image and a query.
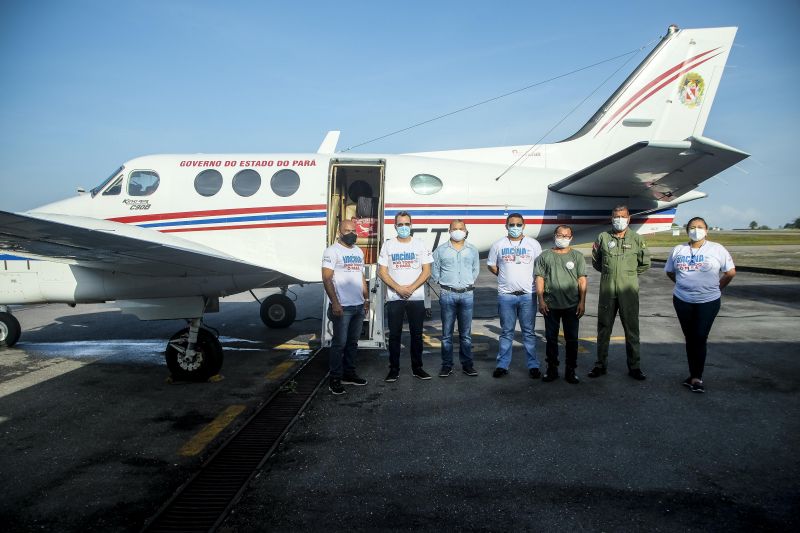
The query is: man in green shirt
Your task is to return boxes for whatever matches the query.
[535,225,587,384]
[589,205,651,380]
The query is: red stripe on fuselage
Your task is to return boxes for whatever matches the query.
[110,204,327,224]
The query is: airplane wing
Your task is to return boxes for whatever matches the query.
[548,135,749,199]
[0,210,275,277]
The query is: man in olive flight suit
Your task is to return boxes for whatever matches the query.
[588,205,650,380]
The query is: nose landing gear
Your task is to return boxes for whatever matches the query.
[165,318,223,382]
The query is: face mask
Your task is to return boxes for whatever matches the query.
[396,225,411,238]
[688,228,706,242]
[450,230,466,242]
[340,232,357,246]
[554,237,571,249]
[612,217,629,232]
[508,226,523,238]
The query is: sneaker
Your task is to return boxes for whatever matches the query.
[463,366,478,377]
[529,368,542,379]
[412,368,432,380]
[628,369,647,381]
[438,366,453,378]
[384,369,399,382]
[542,367,559,382]
[565,369,580,384]
[691,381,705,393]
[341,374,368,386]
[329,378,346,395]
[587,366,607,378]
[492,367,508,378]
[682,377,693,388]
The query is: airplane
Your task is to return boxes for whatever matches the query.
[0,25,748,381]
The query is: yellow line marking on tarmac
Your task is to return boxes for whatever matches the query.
[272,342,309,350]
[265,360,295,380]
[178,404,246,457]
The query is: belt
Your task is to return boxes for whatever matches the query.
[503,290,529,296]
[440,285,473,293]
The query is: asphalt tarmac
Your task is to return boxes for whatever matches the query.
[1,262,799,532]
[222,265,800,533]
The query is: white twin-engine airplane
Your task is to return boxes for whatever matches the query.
[0,25,748,381]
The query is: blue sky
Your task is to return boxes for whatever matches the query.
[1,0,798,229]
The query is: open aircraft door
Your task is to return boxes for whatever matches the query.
[321,159,386,349]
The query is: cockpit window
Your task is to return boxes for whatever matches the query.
[91,166,124,197]
[103,175,123,196]
[128,170,160,196]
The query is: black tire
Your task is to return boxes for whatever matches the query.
[0,312,21,348]
[165,326,223,382]
[260,294,296,328]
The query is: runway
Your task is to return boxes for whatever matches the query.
[1,264,799,532]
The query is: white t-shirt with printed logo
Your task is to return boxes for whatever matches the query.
[378,237,433,302]
[664,241,734,304]
[487,236,542,294]
[322,242,365,307]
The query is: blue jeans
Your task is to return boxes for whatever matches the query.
[496,292,538,370]
[328,304,364,379]
[439,289,474,369]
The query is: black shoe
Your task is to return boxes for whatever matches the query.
[329,378,346,395]
[529,368,542,379]
[588,366,607,378]
[438,366,453,378]
[628,369,646,381]
[565,369,580,384]
[682,377,693,388]
[691,381,705,393]
[492,367,508,378]
[341,374,368,386]
[412,368,432,380]
[384,369,399,382]
[542,367,559,382]
[463,366,478,377]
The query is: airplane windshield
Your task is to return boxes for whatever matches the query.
[90,166,125,197]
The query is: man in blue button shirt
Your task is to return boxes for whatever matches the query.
[432,219,480,377]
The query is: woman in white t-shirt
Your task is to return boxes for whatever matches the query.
[664,217,736,393]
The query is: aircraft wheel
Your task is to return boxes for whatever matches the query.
[165,326,223,382]
[260,294,296,328]
[0,312,21,348]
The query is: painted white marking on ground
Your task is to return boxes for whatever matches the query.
[0,359,87,400]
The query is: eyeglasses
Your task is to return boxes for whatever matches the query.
[395,222,412,227]
[507,223,523,228]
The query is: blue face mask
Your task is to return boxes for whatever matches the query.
[396,225,411,238]
[508,226,523,238]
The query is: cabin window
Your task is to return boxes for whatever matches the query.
[270,169,300,197]
[410,174,443,195]
[232,169,261,197]
[128,170,160,196]
[194,169,223,197]
[103,175,123,196]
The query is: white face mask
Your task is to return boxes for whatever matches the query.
[449,229,466,242]
[554,237,571,249]
[612,217,629,232]
[688,228,707,242]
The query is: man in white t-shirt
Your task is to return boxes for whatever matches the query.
[378,211,433,382]
[322,219,369,395]
[487,213,543,378]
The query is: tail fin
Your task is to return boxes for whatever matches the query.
[562,26,738,156]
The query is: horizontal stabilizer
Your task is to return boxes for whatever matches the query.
[0,211,270,277]
[548,136,749,199]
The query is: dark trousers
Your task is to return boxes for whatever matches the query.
[673,296,721,380]
[387,299,425,371]
[328,304,364,379]
[544,306,580,370]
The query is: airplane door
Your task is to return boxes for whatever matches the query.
[321,159,386,349]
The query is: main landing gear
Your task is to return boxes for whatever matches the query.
[165,318,223,382]
[259,289,296,329]
[0,307,21,348]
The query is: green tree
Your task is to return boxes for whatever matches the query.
[749,220,758,230]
